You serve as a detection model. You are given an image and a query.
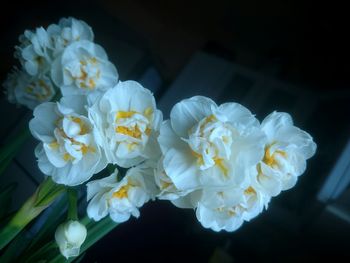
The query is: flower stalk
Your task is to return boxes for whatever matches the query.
[0,177,65,250]
[67,188,78,221]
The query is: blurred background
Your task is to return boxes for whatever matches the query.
[1,0,350,262]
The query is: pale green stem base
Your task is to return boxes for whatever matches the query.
[0,178,64,250]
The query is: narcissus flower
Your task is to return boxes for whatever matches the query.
[158,96,266,191]
[55,220,87,259]
[29,96,107,186]
[89,80,162,168]
[3,68,56,109]
[86,167,155,223]
[47,17,94,56]
[194,165,270,232]
[256,111,317,196]
[15,27,53,76]
[51,40,118,102]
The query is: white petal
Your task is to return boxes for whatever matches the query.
[59,96,88,115]
[170,96,216,137]
[86,172,118,201]
[29,102,58,142]
[258,163,283,197]
[217,102,259,128]
[276,126,316,160]
[35,143,54,175]
[158,120,188,154]
[87,193,109,221]
[261,111,293,140]
[109,211,131,223]
[163,148,200,190]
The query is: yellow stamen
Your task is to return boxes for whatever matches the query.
[116,111,137,119]
[227,210,236,216]
[161,181,172,190]
[201,114,216,128]
[49,141,59,149]
[112,181,133,199]
[245,187,256,195]
[144,107,153,118]
[89,57,97,64]
[63,153,74,161]
[214,158,228,177]
[262,144,287,167]
[88,78,96,89]
[116,125,142,139]
[81,145,95,155]
[80,60,87,66]
[191,150,204,166]
[70,117,89,135]
[79,69,87,81]
[37,80,52,100]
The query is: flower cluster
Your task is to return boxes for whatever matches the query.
[155,97,316,231]
[3,18,161,225]
[3,18,316,235]
[3,17,118,109]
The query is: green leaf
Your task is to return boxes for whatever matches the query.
[73,252,86,263]
[0,128,30,164]
[0,154,16,178]
[0,179,64,250]
[21,195,68,256]
[24,241,58,263]
[34,178,65,207]
[0,228,33,263]
[0,183,17,220]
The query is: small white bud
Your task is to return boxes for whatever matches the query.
[55,220,87,259]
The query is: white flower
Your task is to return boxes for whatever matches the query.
[158,96,266,191]
[89,80,163,168]
[196,183,269,232]
[29,96,107,186]
[256,112,317,196]
[51,40,118,102]
[47,17,94,56]
[15,27,53,76]
[86,167,154,223]
[55,220,87,259]
[3,68,56,109]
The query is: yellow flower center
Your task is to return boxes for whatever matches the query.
[25,79,53,101]
[190,114,230,176]
[244,187,256,195]
[75,58,100,90]
[262,144,287,168]
[112,181,134,199]
[50,116,95,162]
[115,110,152,139]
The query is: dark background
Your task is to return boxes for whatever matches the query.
[1,0,350,262]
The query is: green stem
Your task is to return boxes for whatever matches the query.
[67,188,78,221]
[0,177,65,250]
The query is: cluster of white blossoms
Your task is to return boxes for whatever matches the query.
[4,18,316,235]
[3,17,118,109]
[28,79,161,222]
[155,96,316,231]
